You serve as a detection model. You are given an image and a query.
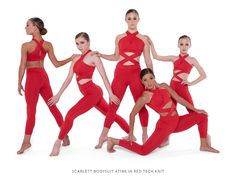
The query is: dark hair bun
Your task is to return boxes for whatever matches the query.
[41,28,47,35]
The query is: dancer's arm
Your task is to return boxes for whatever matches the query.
[182,58,207,86]
[129,94,149,144]
[93,35,120,61]
[142,36,153,70]
[146,35,176,62]
[46,41,76,67]
[161,83,207,114]
[47,57,78,106]
[18,43,27,96]
[94,56,120,105]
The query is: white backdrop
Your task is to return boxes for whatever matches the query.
[0,0,235,181]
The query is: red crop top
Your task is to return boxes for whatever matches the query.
[118,31,144,56]
[147,88,176,115]
[27,38,46,61]
[73,50,95,82]
[173,54,192,74]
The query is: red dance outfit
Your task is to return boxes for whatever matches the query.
[25,38,63,135]
[58,50,129,140]
[104,31,149,129]
[118,88,208,156]
[170,54,194,112]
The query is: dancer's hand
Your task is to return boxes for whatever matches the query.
[109,94,120,105]
[128,133,135,145]
[70,54,79,61]
[48,95,60,106]
[181,80,192,86]
[91,51,102,57]
[195,109,208,115]
[18,83,24,96]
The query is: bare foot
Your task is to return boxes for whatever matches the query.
[107,138,116,153]
[62,135,70,146]
[142,134,148,144]
[200,145,220,153]
[17,142,31,155]
[159,137,170,148]
[95,136,108,149]
[50,140,62,157]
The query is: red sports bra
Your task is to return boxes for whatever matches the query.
[73,50,94,82]
[147,88,176,116]
[117,31,144,67]
[173,54,193,81]
[27,38,46,61]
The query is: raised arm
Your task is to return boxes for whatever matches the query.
[185,58,207,86]
[94,56,120,105]
[162,83,207,114]
[95,35,120,61]
[145,35,176,62]
[46,42,75,68]
[18,43,27,96]
[47,58,77,106]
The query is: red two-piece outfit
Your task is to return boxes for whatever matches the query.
[170,54,194,112]
[58,50,129,140]
[104,31,149,129]
[25,38,63,135]
[118,88,208,155]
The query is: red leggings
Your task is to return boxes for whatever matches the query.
[104,65,149,128]
[119,112,207,156]
[25,68,63,135]
[170,80,194,113]
[58,81,129,140]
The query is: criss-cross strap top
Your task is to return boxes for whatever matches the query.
[118,31,144,66]
[27,38,46,61]
[173,54,192,81]
[73,50,95,82]
[146,88,176,116]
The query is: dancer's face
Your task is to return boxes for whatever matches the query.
[25,20,37,35]
[178,38,191,55]
[125,12,139,30]
[142,73,155,90]
[75,37,90,53]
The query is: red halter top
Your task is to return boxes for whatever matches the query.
[118,31,144,68]
[173,54,193,81]
[147,88,176,116]
[73,50,95,82]
[27,38,46,61]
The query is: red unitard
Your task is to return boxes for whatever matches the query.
[118,88,208,156]
[170,54,194,112]
[58,50,129,140]
[25,38,63,135]
[104,31,149,129]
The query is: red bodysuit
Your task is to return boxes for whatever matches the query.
[170,54,194,112]
[24,38,63,135]
[104,31,149,129]
[118,87,208,155]
[58,50,129,140]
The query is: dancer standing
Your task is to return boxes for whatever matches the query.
[17,17,74,154]
[94,9,153,147]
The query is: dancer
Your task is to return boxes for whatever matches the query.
[49,32,130,156]
[147,35,206,112]
[17,17,74,154]
[94,9,153,146]
[107,68,219,155]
